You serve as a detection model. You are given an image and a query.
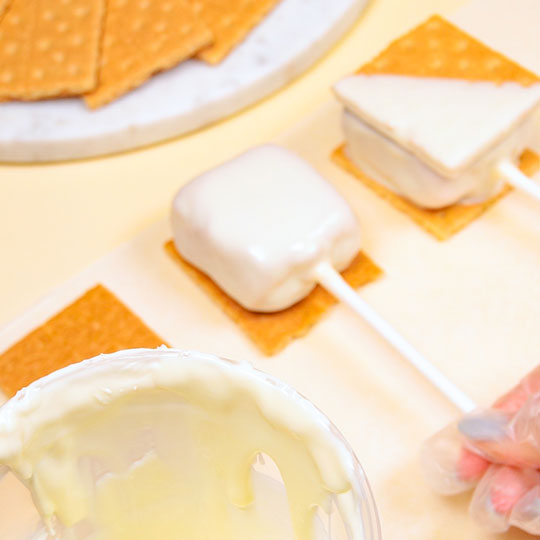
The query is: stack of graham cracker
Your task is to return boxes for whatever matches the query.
[0,0,280,108]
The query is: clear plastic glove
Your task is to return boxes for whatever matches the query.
[421,365,540,535]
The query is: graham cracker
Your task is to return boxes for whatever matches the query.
[0,285,167,398]
[332,15,540,240]
[85,0,213,109]
[195,0,281,64]
[0,0,105,100]
[0,0,11,19]
[164,240,382,356]
[359,15,539,85]
[332,145,540,241]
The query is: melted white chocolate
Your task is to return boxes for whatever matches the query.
[334,74,540,208]
[0,349,369,540]
[171,145,361,312]
[341,110,538,209]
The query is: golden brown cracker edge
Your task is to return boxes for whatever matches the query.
[0,285,168,398]
[359,14,539,85]
[85,0,212,108]
[196,0,281,64]
[332,15,540,240]
[164,240,382,356]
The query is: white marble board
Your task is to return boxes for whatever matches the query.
[0,0,368,163]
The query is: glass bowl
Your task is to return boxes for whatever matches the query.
[0,348,381,540]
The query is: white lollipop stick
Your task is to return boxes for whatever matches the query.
[314,262,477,413]
[498,159,540,203]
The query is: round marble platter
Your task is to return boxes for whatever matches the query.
[0,0,368,163]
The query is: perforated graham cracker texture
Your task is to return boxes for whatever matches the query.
[195,0,281,64]
[0,0,105,100]
[85,0,212,108]
[0,285,167,397]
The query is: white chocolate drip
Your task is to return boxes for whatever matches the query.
[0,349,369,540]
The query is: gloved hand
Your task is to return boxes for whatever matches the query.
[421,365,540,535]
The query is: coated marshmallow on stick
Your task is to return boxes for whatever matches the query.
[172,145,474,412]
[334,74,540,209]
[172,144,361,312]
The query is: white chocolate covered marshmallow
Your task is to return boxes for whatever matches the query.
[334,74,540,208]
[171,145,361,312]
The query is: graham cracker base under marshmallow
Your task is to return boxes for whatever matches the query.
[196,0,281,64]
[0,285,167,397]
[164,240,382,356]
[333,14,540,241]
[332,145,540,241]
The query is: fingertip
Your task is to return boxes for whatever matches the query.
[489,468,529,514]
[420,424,480,495]
[510,486,540,535]
[469,466,513,533]
[470,466,540,533]
[457,448,489,483]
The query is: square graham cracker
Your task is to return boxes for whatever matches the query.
[195,0,281,64]
[85,0,212,108]
[333,145,540,241]
[0,285,167,398]
[359,15,539,84]
[164,240,383,356]
[333,15,540,241]
[0,0,105,100]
